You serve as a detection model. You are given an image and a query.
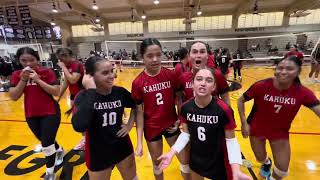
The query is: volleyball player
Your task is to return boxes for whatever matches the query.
[56,48,85,151]
[9,47,64,180]
[158,68,251,180]
[132,38,191,180]
[232,49,243,81]
[309,44,320,83]
[178,41,230,104]
[216,48,232,78]
[238,56,320,180]
[175,47,190,77]
[71,56,137,180]
[284,44,304,63]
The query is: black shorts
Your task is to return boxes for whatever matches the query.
[148,128,180,142]
[190,162,228,180]
[86,135,134,171]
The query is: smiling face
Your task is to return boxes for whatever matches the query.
[143,44,162,75]
[193,68,216,97]
[93,60,115,91]
[189,42,208,71]
[275,59,300,85]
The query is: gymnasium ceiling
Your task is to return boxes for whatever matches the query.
[0,0,319,26]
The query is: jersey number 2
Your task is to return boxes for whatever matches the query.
[197,127,206,141]
[274,104,282,113]
[156,93,164,105]
[102,112,117,127]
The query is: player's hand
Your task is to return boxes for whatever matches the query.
[233,171,252,180]
[135,143,143,157]
[20,66,31,81]
[117,123,133,137]
[157,149,175,170]
[57,62,67,70]
[167,120,180,133]
[29,70,40,83]
[241,123,250,138]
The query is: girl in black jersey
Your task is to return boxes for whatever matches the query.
[158,68,251,180]
[71,56,137,180]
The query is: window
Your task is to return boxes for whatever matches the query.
[191,15,232,30]
[108,22,143,35]
[71,24,104,37]
[148,18,185,32]
[289,9,320,25]
[238,12,284,28]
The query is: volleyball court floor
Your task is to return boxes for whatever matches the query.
[0,65,319,180]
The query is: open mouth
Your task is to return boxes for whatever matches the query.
[195,60,202,65]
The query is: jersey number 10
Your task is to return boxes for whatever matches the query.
[102,112,117,127]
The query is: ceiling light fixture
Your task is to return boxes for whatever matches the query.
[95,16,101,23]
[50,18,56,26]
[92,0,99,10]
[153,0,160,5]
[141,10,146,19]
[197,6,202,16]
[52,3,58,13]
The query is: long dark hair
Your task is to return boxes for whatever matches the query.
[277,56,302,84]
[56,48,73,57]
[140,38,162,56]
[16,47,40,61]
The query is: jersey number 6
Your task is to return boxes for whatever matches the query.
[197,127,206,141]
[102,112,117,127]
[156,92,164,105]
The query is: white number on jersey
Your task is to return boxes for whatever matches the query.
[197,127,206,141]
[27,79,37,86]
[102,112,117,127]
[156,92,164,105]
[274,104,282,113]
[222,58,226,63]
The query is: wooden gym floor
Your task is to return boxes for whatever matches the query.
[0,65,319,180]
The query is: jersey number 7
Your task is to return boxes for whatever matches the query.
[274,104,282,113]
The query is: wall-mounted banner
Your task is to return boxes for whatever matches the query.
[34,26,43,39]
[18,5,32,25]
[43,27,52,39]
[25,26,35,39]
[0,7,5,25]
[6,6,18,26]
[126,33,144,38]
[4,26,14,38]
[14,26,26,39]
[235,27,265,32]
[178,31,195,35]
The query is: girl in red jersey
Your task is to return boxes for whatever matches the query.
[238,56,320,180]
[72,56,137,180]
[284,45,304,63]
[158,68,251,180]
[56,48,86,151]
[174,47,190,77]
[9,47,64,180]
[132,38,191,180]
[178,41,230,104]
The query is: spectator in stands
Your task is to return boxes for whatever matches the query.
[285,42,291,50]
[257,43,261,51]
[308,41,314,49]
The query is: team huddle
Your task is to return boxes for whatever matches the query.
[8,38,320,180]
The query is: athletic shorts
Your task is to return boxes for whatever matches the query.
[85,134,134,171]
[250,129,290,140]
[190,159,232,180]
[147,127,180,142]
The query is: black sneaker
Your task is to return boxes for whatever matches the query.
[260,158,272,178]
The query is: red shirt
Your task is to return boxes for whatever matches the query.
[66,61,84,96]
[207,54,216,69]
[285,51,304,61]
[244,78,319,139]
[11,67,59,118]
[178,69,229,102]
[131,67,179,140]
[174,63,189,77]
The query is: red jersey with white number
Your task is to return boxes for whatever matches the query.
[178,69,229,102]
[66,61,84,96]
[244,78,319,139]
[131,67,179,140]
[11,67,59,118]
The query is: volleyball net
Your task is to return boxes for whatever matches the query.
[104,32,319,67]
